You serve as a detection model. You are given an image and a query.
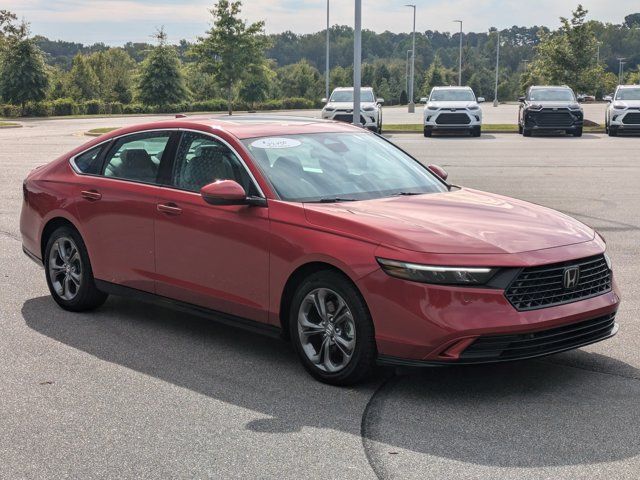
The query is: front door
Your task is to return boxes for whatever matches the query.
[154,131,270,323]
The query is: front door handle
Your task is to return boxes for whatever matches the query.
[157,203,183,215]
[81,190,102,201]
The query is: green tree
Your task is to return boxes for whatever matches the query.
[88,48,136,103]
[277,60,322,99]
[137,28,189,107]
[420,55,447,96]
[240,62,275,109]
[529,5,604,94]
[0,22,49,113]
[68,54,100,100]
[192,1,270,114]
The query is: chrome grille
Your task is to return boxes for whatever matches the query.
[533,111,574,126]
[505,255,612,311]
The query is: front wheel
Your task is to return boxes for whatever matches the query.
[472,126,481,137]
[522,127,532,137]
[44,226,108,312]
[423,127,432,137]
[289,271,376,386]
[572,127,583,137]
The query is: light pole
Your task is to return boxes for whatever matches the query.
[454,20,463,86]
[493,30,500,107]
[325,0,330,101]
[405,49,413,98]
[618,58,627,84]
[353,0,362,126]
[596,41,601,64]
[406,4,416,113]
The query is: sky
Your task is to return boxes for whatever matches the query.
[3,0,639,45]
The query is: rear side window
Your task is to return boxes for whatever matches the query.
[73,146,104,175]
[103,132,171,184]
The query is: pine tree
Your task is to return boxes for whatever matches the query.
[68,54,100,100]
[0,24,49,113]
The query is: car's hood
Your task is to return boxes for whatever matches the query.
[426,101,478,109]
[611,100,640,108]
[304,188,595,255]
[325,102,377,110]
[526,101,580,109]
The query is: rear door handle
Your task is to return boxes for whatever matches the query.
[81,190,102,201]
[157,203,183,215]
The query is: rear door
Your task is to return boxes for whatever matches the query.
[73,131,177,292]
[154,131,270,323]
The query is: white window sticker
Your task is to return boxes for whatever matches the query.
[250,137,302,149]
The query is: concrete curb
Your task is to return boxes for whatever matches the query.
[0,124,22,129]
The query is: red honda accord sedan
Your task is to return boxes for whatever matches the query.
[20,116,620,385]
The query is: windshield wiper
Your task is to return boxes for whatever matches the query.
[392,192,424,196]
[318,197,358,203]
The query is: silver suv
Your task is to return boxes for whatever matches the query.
[321,87,384,133]
[422,86,484,137]
[605,85,640,137]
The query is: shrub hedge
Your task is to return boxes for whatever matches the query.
[0,97,322,118]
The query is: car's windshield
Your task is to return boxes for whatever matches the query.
[242,133,447,202]
[330,90,375,103]
[429,89,475,102]
[529,89,575,102]
[616,88,640,100]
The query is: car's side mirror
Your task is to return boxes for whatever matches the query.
[428,164,448,181]
[477,97,485,103]
[377,98,385,105]
[603,95,612,102]
[518,96,526,103]
[200,180,266,207]
[321,98,328,104]
[419,97,428,104]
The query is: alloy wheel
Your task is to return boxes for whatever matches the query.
[297,288,356,373]
[48,236,83,301]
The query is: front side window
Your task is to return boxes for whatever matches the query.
[430,89,476,102]
[242,133,447,202]
[103,132,170,183]
[73,146,104,175]
[529,89,575,102]
[170,132,259,195]
[616,88,640,100]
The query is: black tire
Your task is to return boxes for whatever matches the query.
[608,127,618,137]
[423,127,432,137]
[44,226,108,312]
[518,123,523,134]
[288,270,376,386]
[522,128,532,137]
[472,126,481,137]
[573,127,583,137]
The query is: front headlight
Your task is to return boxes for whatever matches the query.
[569,103,582,111]
[324,107,335,112]
[612,103,627,110]
[363,106,376,112]
[427,105,439,111]
[377,258,498,285]
[468,105,479,111]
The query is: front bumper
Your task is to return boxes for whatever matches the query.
[523,108,583,130]
[359,242,620,365]
[609,110,640,130]
[322,110,379,128]
[424,110,482,129]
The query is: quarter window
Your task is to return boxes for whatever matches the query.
[73,146,104,175]
[103,132,171,184]
[171,132,258,195]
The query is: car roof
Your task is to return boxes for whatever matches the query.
[432,86,472,90]
[530,85,572,89]
[617,85,640,89]
[102,115,364,141]
[333,87,373,91]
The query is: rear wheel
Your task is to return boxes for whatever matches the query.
[289,271,376,386]
[44,226,108,312]
[572,127,583,137]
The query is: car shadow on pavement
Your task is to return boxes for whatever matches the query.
[23,295,640,469]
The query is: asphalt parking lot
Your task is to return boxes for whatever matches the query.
[1,117,639,479]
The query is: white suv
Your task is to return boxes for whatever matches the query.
[422,86,484,137]
[321,87,383,133]
[605,85,640,137]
